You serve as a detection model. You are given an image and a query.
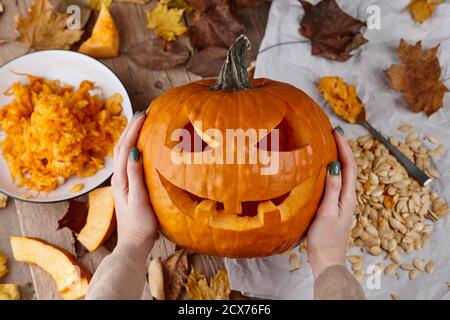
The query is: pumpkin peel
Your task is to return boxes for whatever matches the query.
[79,3,120,58]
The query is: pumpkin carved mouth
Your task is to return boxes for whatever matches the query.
[156,167,322,231]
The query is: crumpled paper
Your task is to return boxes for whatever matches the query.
[225,0,450,300]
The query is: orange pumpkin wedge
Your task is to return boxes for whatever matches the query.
[77,187,116,252]
[79,3,119,58]
[10,236,90,300]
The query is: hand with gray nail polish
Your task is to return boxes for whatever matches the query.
[307,127,358,279]
[111,112,158,258]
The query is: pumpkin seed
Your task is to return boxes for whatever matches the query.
[409,269,420,280]
[398,124,412,133]
[369,246,382,256]
[384,263,397,276]
[426,134,440,145]
[413,257,424,272]
[425,260,435,274]
[400,264,414,271]
[347,255,362,264]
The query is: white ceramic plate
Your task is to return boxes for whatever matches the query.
[0,50,133,203]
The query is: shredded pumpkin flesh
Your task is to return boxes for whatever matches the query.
[318,76,365,123]
[0,75,127,192]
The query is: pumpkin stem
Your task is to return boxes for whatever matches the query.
[210,35,253,91]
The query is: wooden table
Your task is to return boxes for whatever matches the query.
[0,0,270,300]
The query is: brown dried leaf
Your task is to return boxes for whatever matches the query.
[162,249,188,300]
[57,200,88,234]
[299,0,367,61]
[385,39,448,116]
[56,0,92,30]
[187,46,227,77]
[102,231,118,252]
[187,0,245,50]
[233,0,267,11]
[125,36,190,70]
[15,0,84,51]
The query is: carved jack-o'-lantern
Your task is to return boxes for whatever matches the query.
[138,36,337,257]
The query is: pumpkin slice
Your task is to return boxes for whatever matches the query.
[59,277,90,300]
[79,3,119,58]
[10,236,90,299]
[77,187,116,252]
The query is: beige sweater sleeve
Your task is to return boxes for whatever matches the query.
[86,247,364,300]
[85,244,148,300]
[313,265,366,300]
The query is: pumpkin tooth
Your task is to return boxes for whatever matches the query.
[195,199,216,213]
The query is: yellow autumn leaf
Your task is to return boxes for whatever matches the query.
[185,268,231,300]
[318,77,365,124]
[146,2,187,41]
[0,193,8,208]
[0,251,8,279]
[15,0,84,51]
[407,0,444,24]
[88,0,113,11]
[0,284,20,300]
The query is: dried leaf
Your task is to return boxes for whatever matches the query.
[115,0,150,4]
[185,268,231,300]
[87,0,112,11]
[187,0,245,50]
[57,200,88,234]
[407,0,444,24]
[187,46,227,77]
[15,0,84,51]
[146,2,187,41]
[299,0,367,61]
[125,37,190,70]
[385,39,448,116]
[148,257,165,300]
[289,253,301,271]
[233,0,267,11]
[0,284,20,300]
[102,231,118,251]
[162,249,188,300]
[0,193,8,208]
[56,0,92,30]
[0,251,8,278]
[163,0,192,10]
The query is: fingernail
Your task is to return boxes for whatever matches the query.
[329,161,341,176]
[335,125,345,136]
[132,111,145,119]
[130,147,141,161]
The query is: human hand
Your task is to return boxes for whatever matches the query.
[111,111,158,257]
[307,126,357,278]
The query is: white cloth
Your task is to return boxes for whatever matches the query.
[225,0,450,300]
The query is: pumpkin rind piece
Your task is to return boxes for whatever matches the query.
[77,187,116,252]
[10,236,90,299]
[78,3,119,58]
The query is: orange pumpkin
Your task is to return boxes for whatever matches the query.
[138,36,337,257]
